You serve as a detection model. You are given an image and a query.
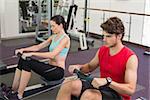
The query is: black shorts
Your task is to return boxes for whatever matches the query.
[79,80,122,100]
[17,58,64,81]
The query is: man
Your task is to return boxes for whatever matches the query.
[56,17,138,100]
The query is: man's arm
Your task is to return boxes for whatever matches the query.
[109,55,138,95]
[80,50,100,73]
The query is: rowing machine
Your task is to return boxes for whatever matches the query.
[0,52,31,73]
[0,75,79,100]
[73,69,112,90]
[0,55,18,71]
[0,53,65,100]
[73,69,93,83]
[0,52,50,75]
[144,51,150,55]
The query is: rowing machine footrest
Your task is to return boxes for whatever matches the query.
[41,77,64,86]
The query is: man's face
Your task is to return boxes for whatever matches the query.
[102,31,119,48]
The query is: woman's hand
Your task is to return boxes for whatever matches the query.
[91,78,107,89]
[68,64,81,74]
[22,52,33,60]
[15,49,24,55]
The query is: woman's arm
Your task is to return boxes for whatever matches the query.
[30,36,70,59]
[17,36,53,52]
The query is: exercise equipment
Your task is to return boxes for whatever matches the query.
[19,0,39,33]
[83,0,95,46]
[69,69,94,100]
[67,0,94,50]
[0,55,18,71]
[143,50,150,55]
[55,0,94,50]
[73,69,108,89]
[1,52,95,100]
[35,0,53,43]
[0,74,78,100]
[1,54,92,100]
[136,97,147,100]
[67,4,88,50]
[0,54,50,75]
[73,69,93,83]
[0,78,65,100]
[0,53,65,100]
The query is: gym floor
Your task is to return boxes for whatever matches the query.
[0,35,149,100]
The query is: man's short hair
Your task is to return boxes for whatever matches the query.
[100,17,125,39]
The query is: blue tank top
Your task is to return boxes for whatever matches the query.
[49,34,69,57]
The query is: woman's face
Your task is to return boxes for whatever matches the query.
[50,20,62,34]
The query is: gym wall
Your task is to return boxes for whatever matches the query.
[74,0,150,47]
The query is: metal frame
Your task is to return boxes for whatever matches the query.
[0,57,64,99]
[67,4,88,50]
[0,11,1,43]
[35,0,53,42]
[0,25,1,44]
[83,0,94,45]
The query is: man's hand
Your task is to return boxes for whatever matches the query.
[68,65,81,74]
[91,78,107,89]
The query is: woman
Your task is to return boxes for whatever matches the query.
[7,15,70,100]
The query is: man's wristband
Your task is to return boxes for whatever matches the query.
[105,77,112,86]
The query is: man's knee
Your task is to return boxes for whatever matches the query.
[71,80,82,96]
[81,89,102,100]
[60,79,82,95]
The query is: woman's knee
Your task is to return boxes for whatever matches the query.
[17,64,31,72]
[17,58,31,72]
[22,66,31,72]
[81,89,102,100]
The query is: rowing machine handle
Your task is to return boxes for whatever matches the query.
[17,52,31,61]
[73,69,87,77]
[17,52,22,57]
[25,57,31,61]
[73,69,93,83]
